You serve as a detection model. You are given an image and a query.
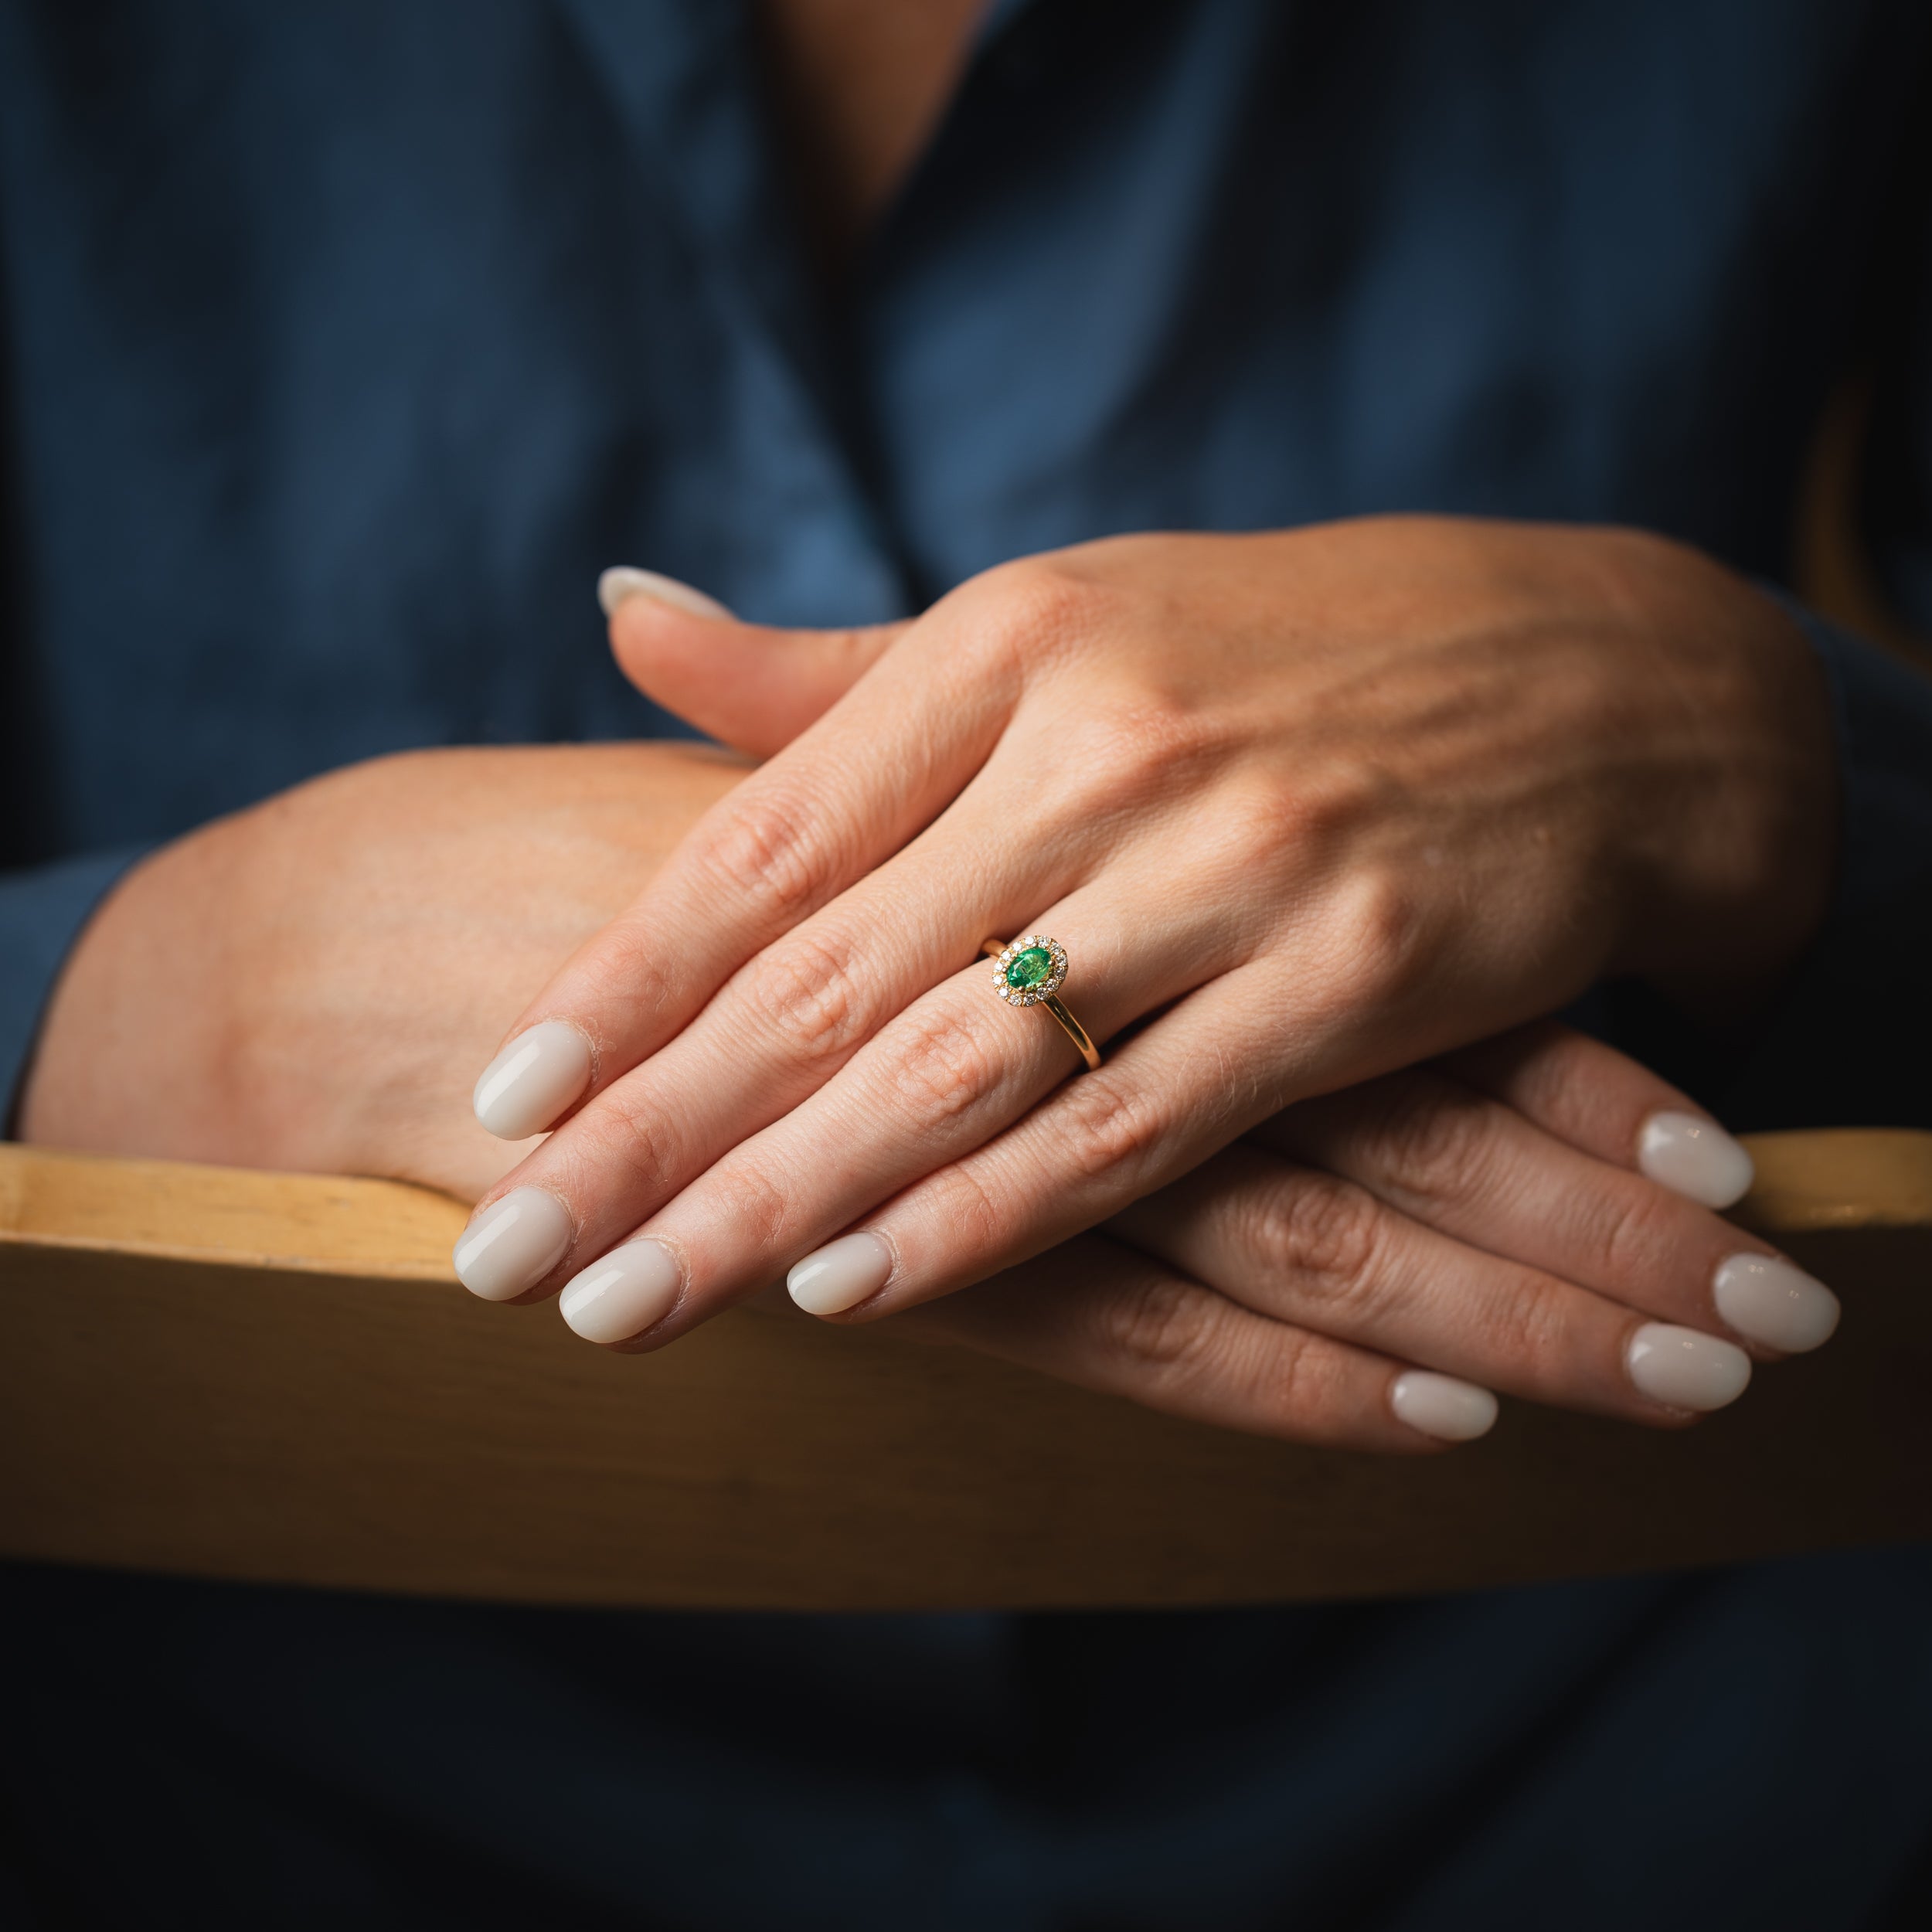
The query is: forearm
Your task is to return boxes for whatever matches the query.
[19,742,746,1202]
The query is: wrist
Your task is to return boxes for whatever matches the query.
[17,826,243,1155]
[1593,532,1838,1009]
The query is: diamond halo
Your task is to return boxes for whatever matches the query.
[989,934,1070,1006]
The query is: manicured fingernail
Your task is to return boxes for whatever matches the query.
[1713,1252,1840,1353]
[597,566,735,621]
[1637,1110,1754,1209]
[1390,1371,1499,1442]
[472,1019,593,1141]
[1627,1321,1752,1410]
[452,1188,573,1301]
[787,1232,893,1315]
[559,1240,682,1344]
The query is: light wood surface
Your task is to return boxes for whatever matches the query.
[2,1134,1928,1610]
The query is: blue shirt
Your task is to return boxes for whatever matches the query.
[4,3,1932,1924]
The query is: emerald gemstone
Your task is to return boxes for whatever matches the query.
[1005,945,1054,991]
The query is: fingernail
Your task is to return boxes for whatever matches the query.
[559,1240,682,1344]
[1627,1321,1752,1410]
[452,1188,573,1301]
[597,566,735,621]
[1713,1252,1840,1353]
[472,1019,593,1141]
[1390,1371,1499,1442]
[1637,1110,1754,1209]
[787,1232,893,1315]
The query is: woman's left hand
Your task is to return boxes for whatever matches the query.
[887,1020,1838,1445]
[450,516,1834,1345]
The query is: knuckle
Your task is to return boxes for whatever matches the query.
[554,1084,681,1207]
[1054,1077,1170,1185]
[979,556,1123,663]
[1572,1176,1677,1287]
[742,927,875,1066]
[921,1162,1007,1257]
[883,1006,1002,1125]
[574,920,675,1032]
[1257,1327,1352,1438]
[1245,1172,1386,1309]
[1357,1079,1493,1209]
[1095,1274,1221,1381]
[702,1160,794,1254]
[694,787,836,923]
[1328,864,1434,1009]
[1482,1270,1572,1384]
[1090,1280,1357,1444]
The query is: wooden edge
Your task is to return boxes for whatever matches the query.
[1729,1129,1932,1232]
[3,1130,1930,1278]
[3,1134,1930,1610]
[0,1144,466,1277]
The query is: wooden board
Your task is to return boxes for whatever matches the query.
[2,1135,1928,1609]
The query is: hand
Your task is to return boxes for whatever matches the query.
[453,519,1838,1381]
[19,699,1834,1451]
[19,743,748,1201]
[895,1021,1838,1446]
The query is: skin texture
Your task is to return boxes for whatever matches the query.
[20,745,750,1201]
[900,1020,1789,1443]
[472,519,1838,1401]
[20,729,1810,1451]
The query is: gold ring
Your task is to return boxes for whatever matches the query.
[982,935,1102,1072]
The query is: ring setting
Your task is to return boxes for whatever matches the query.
[981,933,1101,1070]
[990,934,1069,1005]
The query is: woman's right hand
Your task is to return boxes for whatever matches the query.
[18,741,751,1201]
[886,1020,1839,1449]
[518,575,1840,1450]
[19,735,1838,1451]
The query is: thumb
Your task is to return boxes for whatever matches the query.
[598,568,909,757]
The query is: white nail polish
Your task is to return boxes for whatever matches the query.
[451,1188,573,1302]
[597,566,735,621]
[472,1019,593,1141]
[1390,1371,1499,1442]
[1713,1253,1840,1353]
[787,1232,893,1316]
[1626,1321,1752,1411]
[559,1240,682,1344]
[1637,1110,1754,1209]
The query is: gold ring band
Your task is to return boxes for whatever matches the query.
[982,936,1102,1072]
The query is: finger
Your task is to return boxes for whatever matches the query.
[1253,1067,1839,1355]
[529,873,1243,1331]
[1104,1145,1751,1422]
[470,591,1022,1141]
[481,710,1294,1298]
[476,599,1363,1304]
[1440,1020,1757,1209]
[601,572,910,758]
[467,826,1093,1296]
[889,1233,1492,1451]
[472,752,1121,1266]
[774,952,1433,1329]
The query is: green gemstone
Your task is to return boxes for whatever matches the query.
[1005,945,1054,991]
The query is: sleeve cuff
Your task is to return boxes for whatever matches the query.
[0,847,151,1134]
[1760,587,1932,921]
[1646,589,1932,1128]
